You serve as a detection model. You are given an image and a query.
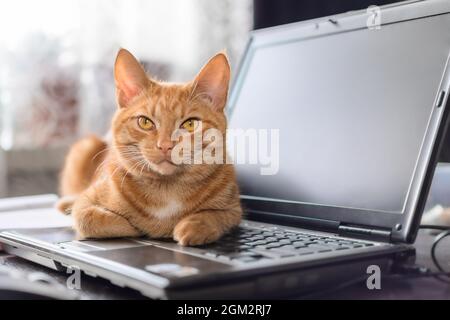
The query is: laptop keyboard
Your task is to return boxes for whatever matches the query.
[198,226,375,264]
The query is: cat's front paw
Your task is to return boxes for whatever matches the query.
[173,216,222,246]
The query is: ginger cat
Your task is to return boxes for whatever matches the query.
[57,49,242,246]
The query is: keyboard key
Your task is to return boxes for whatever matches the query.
[295,248,315,255]
[248,240,267,246]
[239,252,263,258]
[338,241,353,245]
[287,232,299,236]
[279,245,296,251]
[309,244,333,250]
[265,243,283,249]
[267,249,295,258]
[234,256,258,263]
[335,246,351,250]
[247,236,264,241]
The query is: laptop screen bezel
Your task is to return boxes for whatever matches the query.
[227,0,450,243]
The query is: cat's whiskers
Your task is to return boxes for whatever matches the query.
[91,149,107,162]
[100,151,143,180]
[118,162,138,190]
[139,159,149,176]
[104,159,127,179]
[95,146,147,181]
[91,146,115,161]
[120,158,147,190]
[92,145,140,174]
[94,157,116,176]
[93,149,135,174]
[109,164,124,180]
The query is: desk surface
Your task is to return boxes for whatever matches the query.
[1,229,449,300]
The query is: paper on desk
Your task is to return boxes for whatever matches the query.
[0,207,72,230]
[0,194,59,212]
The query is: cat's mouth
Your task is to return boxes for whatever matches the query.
[151,159,179,175]
[137,153,179,176]
[155,152,177,166]
[157,159,176,166]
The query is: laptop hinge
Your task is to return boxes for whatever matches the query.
[338,225,391,242]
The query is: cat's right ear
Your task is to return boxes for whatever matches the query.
[114,49,149,108]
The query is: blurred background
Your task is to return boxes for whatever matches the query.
[0,0,407,197]
[0,0,253,196]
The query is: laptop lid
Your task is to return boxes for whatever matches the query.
[227,0,450,243]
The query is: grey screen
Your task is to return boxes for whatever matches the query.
[228,14,450,213]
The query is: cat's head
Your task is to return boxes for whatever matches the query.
[111,48,230,178]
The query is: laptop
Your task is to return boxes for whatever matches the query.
[1,0,450,299]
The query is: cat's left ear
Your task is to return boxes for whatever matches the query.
[192,52,230,111]
[114,48,149,108]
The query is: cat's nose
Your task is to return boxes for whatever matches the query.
[157,140,174,153]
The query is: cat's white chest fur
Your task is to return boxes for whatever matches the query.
[152,199,182,219]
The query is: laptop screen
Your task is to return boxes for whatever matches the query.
[228,14,450,214]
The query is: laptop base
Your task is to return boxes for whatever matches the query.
[0,224,415,299]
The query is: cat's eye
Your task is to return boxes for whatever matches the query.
[137,116,154,130]
[180,118,200,132]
